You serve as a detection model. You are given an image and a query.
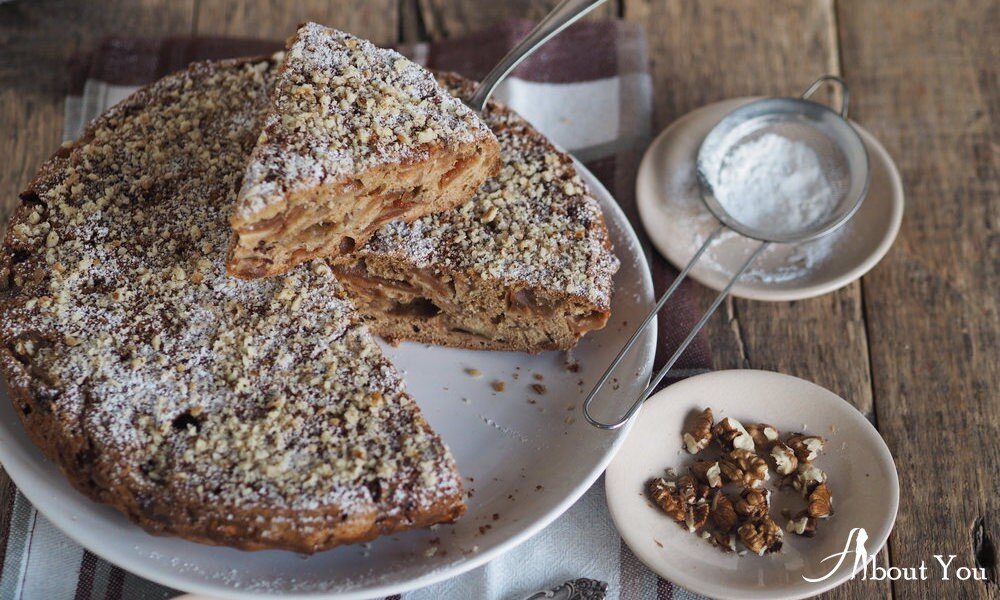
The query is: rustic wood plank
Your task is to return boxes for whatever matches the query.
[399,0,426,43]
[192,0,398,46]
[0,0,195,228]
[416,0,619,41]
[837,0,999,597]
[622,2,884,598]
[619,0,874,414]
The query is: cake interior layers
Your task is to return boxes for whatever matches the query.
[334,258,612,352]
[331,74,620,353]
[0,57,464,553]
[228,139,493,279]
[227,24,500,279]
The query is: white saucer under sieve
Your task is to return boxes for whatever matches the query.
[584,75,870,430]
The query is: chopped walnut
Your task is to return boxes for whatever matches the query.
[690,460,723,488]
[762,517,785,552]
[675,474,711,505]
[648,478,685,522]
[735,487,771,522]
[746,423,779,449]
[719,449,769,488]
[710,491,739,531]
[685,502,710,533]
[652,407,836,556]
[739,516,784,555]
[683,408,714,454]
[808,482,834,518]
[713,417,755,452]
[770,442,798,476]
[792,463,827,497]
[712,530,738,552]
[786,510,817,537]
[786,434,825,463]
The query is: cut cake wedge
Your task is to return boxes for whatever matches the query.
[228,23,501,279]
[333,73,620,353]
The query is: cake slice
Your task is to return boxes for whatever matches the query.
[0,57,464,552]
[332,74,620,353]
[228,23,501,279]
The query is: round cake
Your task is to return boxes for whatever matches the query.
[0,57,464,552]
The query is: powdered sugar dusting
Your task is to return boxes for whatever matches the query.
[360,75,618,311]
[669,151,848,284]
[234,23,493,225]
[0,58,462,550]
[713,133,838,236]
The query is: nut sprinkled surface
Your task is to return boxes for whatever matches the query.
[233,24,494,228]
[357,74,618,313]
[0,58,463,552]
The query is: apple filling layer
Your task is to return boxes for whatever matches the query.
[226,24,500,279]
[228,144,492,279]
[333,259,610,353]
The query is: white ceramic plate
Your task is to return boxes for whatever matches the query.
[606,370,899,600]
[0,163,656,599]
[637,98,904,301]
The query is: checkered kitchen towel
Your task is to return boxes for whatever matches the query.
[0,19,711,600]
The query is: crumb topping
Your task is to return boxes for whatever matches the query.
[235,23,492,225]
[359,75,618,310]
[0,59,460,518]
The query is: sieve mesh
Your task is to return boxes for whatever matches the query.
[697,96,869,244]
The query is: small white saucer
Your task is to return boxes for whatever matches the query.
[636,98,904,301]
[606,370,899,600]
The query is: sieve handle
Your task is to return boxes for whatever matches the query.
[465,0,608,112]
[801,75,850,118]
[582,227,771,430]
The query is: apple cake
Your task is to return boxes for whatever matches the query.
[228,23,501,279]
[0,57,464,552]
[332,73,620,353]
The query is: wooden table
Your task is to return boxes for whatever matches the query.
[0,1,996,599]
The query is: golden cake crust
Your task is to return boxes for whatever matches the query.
[0,57,463,553]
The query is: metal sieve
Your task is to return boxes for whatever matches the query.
[584,76,870,430]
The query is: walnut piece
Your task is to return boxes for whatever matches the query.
[746,423,779,449]
[712,530,738,553]
[735,487,771,522]
[710,491,739,531]
[786,510,817,537]
[649,478,685,522]
[770,442,798,475]
[713,417,755,452]
[683,408,714,454]
[792,463,827,497]
[719,449,769,488]
[786,434,825,463]
[808,482,834,518]
[675,474,711,505]
[685,502,710,533]
[690,460,723,488]
[738,516,784,555]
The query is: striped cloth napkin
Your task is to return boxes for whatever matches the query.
[0,20,711,600]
